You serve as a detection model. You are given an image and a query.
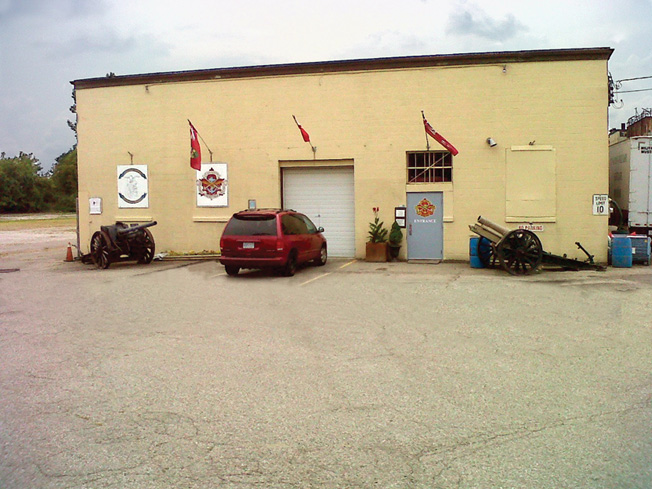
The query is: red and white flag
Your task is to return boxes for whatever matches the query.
[188,120,202,170]
[422,112,459,156]
[292,115,311,143]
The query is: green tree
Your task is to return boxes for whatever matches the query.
[50,148,78,211]
[0,152,46,212]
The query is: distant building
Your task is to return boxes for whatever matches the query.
[72,47,613,262]
[625,108,652,137]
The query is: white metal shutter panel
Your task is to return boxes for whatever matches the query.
[282,167,355,257]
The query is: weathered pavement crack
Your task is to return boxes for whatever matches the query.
[417,398,651,484]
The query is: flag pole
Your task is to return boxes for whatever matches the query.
[292,115,316,155]
[188,119,213,162]
[421,111,430,151]
[198,134,213,162]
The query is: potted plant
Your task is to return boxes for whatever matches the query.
[388,221,403,260]
[366,207,388,262]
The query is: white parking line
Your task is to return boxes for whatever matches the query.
[300,272,332,286]
[338,260,356,270]
[300,260,357,286]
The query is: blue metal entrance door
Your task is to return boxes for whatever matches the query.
[406,192,444,260]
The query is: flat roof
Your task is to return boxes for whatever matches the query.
[72,47,613,90]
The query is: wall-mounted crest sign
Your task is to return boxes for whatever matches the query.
[196,163,228,207]
[117,165,148,208]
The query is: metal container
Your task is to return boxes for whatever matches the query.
[469,237,484,268]
[630,235,651,265]
[612,235,633,268]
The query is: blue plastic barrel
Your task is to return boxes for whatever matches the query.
[469,237,484,268]
[611,235,633,268]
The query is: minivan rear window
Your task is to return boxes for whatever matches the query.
[223,216,277,236]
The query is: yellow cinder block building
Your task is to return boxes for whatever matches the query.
[72,47,613,262]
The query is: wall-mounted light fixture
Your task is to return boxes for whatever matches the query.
[486,137,497,147]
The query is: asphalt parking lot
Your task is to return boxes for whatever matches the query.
[1,230,651,488]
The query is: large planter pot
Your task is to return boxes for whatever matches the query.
[388,244,401,261]
[366,242,388,262]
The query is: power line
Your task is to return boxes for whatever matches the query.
[616,75,652,83]
[615,88,652,94]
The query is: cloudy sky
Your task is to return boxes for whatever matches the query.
[1,0,651,172]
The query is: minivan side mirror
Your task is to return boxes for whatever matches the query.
[317,227,324,233]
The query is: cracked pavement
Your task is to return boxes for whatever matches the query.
[1,230,651,488]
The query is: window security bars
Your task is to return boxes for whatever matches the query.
[407,152,453,183]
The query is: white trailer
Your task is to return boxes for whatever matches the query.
[627,137,652,234]
[609,135,652,234]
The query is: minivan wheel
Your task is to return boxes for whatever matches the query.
[284,253,297,276]
[316,245,327,266]
[225,265,240,276]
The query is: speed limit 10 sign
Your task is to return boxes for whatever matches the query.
[593,194,609,215]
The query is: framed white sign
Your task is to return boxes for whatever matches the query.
[89,197,102,215]
[593,194,608,216]
[117,165,149,208]
[196,163,228,207]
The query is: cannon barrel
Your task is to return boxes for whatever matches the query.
[116,221,158,235]
[477,216,510,238]
[469,222,504,242]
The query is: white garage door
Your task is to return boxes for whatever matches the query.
[282,167,355,257]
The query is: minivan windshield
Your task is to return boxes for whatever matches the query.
[223,216,277,236]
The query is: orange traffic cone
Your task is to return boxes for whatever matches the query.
[65,243,74,262]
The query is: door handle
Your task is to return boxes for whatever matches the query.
[409,224,412,236]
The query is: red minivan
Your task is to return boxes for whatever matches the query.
[219,209,327,276]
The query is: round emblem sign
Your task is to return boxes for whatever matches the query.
[415,198,436,218]
[118,167,148,206]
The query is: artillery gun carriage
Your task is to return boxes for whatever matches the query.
[469,216,605,275]
[89,221,157,269]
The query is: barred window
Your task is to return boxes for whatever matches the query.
[407,152,453,183]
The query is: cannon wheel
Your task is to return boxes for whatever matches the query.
[90,231,111,269]
[136,229,155,264]
[477,236,497,268]
[495,229,543,275]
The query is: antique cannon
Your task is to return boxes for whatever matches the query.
[469,216,605,275]
[90,221,157,269]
